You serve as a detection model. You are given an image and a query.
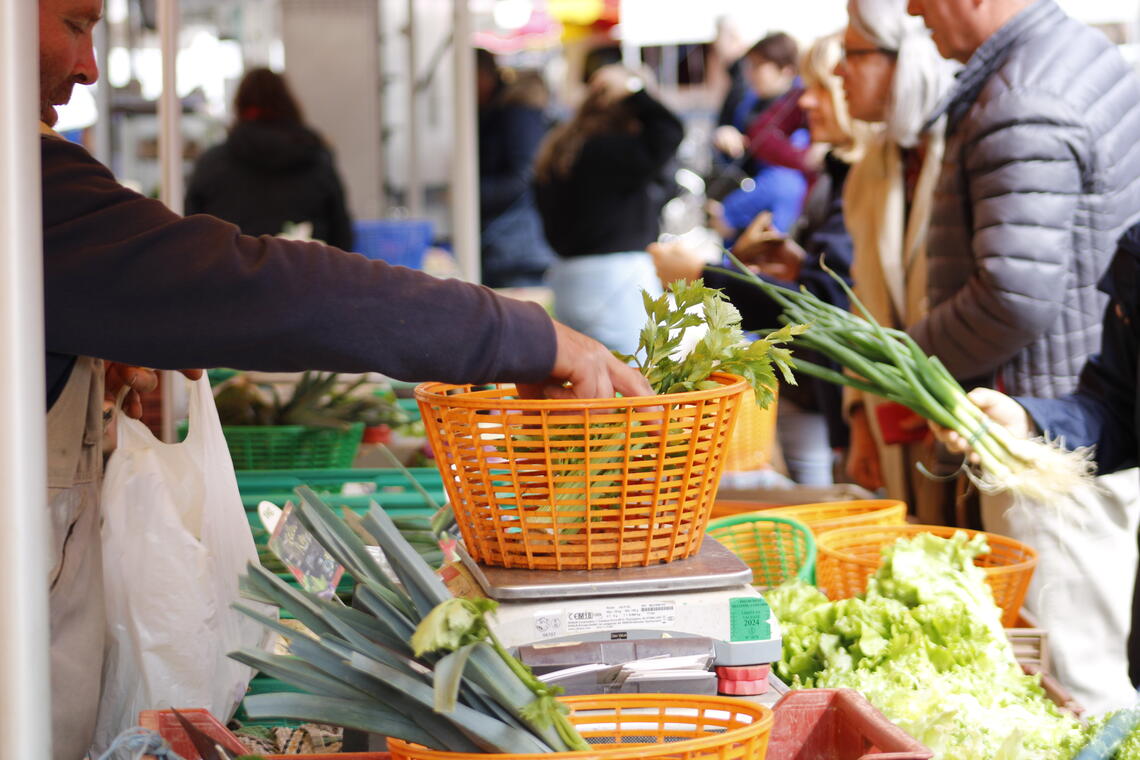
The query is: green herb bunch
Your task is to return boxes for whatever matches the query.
[623,279,803,407]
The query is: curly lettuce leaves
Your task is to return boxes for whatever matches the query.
[769,533,1086,760]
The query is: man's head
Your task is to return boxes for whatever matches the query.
[744,32,799,99]
[907,0,1032,62]
[39,0,101,125]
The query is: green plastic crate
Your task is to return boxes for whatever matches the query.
[180,422,365,469]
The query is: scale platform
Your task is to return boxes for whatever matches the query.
[451,538,782,668]
[459,536,754,601]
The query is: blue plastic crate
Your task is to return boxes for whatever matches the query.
[352,219,433,268]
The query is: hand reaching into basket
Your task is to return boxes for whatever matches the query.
[517,321,654,401]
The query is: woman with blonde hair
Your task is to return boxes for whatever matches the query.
[534,64,684,355]
[651,32,873,485]
[837,0,957,519]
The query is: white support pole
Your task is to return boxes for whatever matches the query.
[158,0,182,442]
[405,0,423,218]
[0,0,54,753]
[92,18,112,165]
[451,0,480,284]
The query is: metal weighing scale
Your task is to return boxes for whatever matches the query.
[450,537,782,682]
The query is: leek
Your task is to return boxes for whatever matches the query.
[230,488,589,753]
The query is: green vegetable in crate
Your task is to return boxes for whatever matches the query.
[231,487,589,754]
[768,533,1084,760]
[714,254,1096,501]
[214,371,409,429]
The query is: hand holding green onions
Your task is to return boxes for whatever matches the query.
[713,254,1095,502]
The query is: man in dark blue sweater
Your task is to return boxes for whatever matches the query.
[38,2,650,757]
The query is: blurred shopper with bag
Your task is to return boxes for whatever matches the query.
[476,49,556,288]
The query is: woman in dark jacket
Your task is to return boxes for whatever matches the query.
[186,68,354,250]
[534,64,684,355]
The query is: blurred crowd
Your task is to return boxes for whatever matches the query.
[468,0,1140,716]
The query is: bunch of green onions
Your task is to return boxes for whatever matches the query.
[712,255,1095,502]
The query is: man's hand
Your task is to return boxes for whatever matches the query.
[105,363,204,420]
[846,406,883,490]
[648,241,705,285]
[713,125,747,158]
[929,388,1033,461]
[517,321,654,401]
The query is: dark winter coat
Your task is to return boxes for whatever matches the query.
[186,120,354,250]
[535,90,683,258]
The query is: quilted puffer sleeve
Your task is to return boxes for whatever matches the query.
[909,91,1088,379]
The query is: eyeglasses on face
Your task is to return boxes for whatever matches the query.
[840,46,898,62]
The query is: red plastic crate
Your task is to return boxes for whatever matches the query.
[139,708,391,760]
[767,689,933,760]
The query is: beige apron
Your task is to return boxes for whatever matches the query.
[46,356,105,760]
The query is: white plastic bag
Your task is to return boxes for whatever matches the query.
[95,376,272,750]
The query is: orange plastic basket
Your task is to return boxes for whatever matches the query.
[763,499,908,536]
[815,524,1037,627]
[722,387,777,472]
[416,373,747,570]
[387,694,773,760]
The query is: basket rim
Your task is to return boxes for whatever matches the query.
[816,524,1038,570]
[413,372,749,410]
[386,694,773,760]
[707,512,814,533]
[706,513,818,585]
[765,499,907,516]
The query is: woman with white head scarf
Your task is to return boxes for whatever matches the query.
[838,0,958,524]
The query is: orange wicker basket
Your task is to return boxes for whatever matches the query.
[763,499,907,536]
[387,695,773,760]
[815,524,1037,627]
[416,373,748,570]
[722,387,778,472]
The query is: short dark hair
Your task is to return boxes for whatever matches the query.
[234,67,303,125]
[746,32,798,71]
[475,48,498,78]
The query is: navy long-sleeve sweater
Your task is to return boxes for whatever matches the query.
[41,134,556,408]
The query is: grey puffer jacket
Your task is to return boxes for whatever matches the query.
[910,0,1140,397]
